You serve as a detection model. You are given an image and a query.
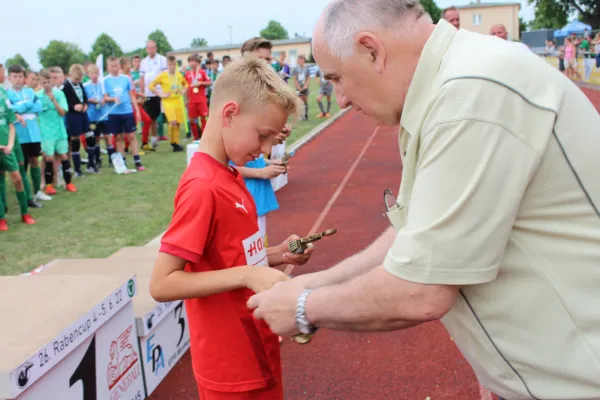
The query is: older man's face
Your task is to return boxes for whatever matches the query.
[313,37,402,126]
[147,42,157,57]
[443,10,460,29]
[490,25,508,40]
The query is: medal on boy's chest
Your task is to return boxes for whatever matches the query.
[191,69,200,93]
[170,73,180,96]
[192,87,199,94]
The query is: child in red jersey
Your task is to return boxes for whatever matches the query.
[150,56,312,400]
[184,53,212,139]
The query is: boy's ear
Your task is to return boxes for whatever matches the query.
[221,101,240,127]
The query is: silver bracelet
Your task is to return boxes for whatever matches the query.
[296,289,318,334]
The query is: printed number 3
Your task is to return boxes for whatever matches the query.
[174,303,186,347]
[69,335,96,400]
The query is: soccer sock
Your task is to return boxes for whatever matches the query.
[169,125,180,145]
[141,122,150,145]
[95,146,101,165]
[44,162,54,187]
[304,103,308,119]
[133,155,142,166]
[85,135,96,169]
[317,100,325,114]
[71,139,82,173]
[200,117,207,134]
[327,100,331,113]
[16,191,28,215]
[151,136,158,147]
[190,121,199,140]
[107,145,115,165]
[0,171,6,208]
[19,164,33,202]
[30,167,41,193]
[0,193,5,219]
[157,114,165,137]
[61,160,72,185]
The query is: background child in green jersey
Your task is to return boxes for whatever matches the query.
[0,88,35,231]
[37,70,77,194]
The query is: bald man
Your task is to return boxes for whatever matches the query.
[139,40,168,150]
[442,6,459,29]
[490,24,508,40]
[248,0,600,399]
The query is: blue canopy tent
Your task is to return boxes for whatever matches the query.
[554,20,592,37]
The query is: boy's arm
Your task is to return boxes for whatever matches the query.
[200,71,212,86]
[28,92,43,114]
[129,90,140,116]
[7,92,31,114]
[6,123,15,152]
[237,165,266,179]
[52,91,67,117]
[148,74,163,97]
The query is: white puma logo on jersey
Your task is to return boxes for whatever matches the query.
[235,199,247,214]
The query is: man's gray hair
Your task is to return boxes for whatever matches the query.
[323,0,431,59]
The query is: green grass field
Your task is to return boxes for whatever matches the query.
[0,78,339,275]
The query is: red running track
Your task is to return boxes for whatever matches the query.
[150,88,600,400]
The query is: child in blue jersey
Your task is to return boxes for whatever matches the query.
[102,56,144,171]
[7,65,51,204]
[84,64,111,169]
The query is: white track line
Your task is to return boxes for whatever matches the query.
[285,125,380,275]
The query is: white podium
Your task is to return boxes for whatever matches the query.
[0,275,145,400]
[39,252,190,398]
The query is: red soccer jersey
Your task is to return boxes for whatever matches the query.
[159,152,282,393]
[185,68,210,104]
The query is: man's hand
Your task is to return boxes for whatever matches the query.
[74,104,83,112]
[243,266,291,294]
[247,279,305,336]
[261,164,286,179]
[270,235,314,267]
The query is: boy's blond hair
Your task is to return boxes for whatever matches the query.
[87,64,99,74]
[210,55,303,117]
[69,64,85,79]
[49,66,63,74]
[240,37,273,56]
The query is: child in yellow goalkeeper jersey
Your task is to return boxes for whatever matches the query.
[148,56,188,152]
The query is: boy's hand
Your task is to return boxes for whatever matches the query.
[16,115,26,126]
[74,104,83,112]
[261,164,287,179]
[243,266,291,294]
[276,235,315,266]
[1,145,12,155]
[161,92,171,99]
[114,98,121,105]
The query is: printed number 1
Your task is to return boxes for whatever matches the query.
[69,335,97,400]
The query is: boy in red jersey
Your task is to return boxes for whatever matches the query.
[150,55,312,400]
[184,54,212,139]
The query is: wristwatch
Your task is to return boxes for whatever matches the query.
[296,289,318,334]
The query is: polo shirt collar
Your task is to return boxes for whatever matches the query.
[400,19,457,135]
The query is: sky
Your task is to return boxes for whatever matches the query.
[0,0,535,70]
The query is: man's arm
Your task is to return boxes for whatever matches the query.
[294,226,396,288]
[305,266,459,332]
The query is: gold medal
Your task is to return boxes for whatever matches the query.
[193,87,199,94]
[90,123,97,130]
[293,333,313,344]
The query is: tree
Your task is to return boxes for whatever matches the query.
[421,0,442,23]
[124,47,145,58]
[148,30,173,55]
[528,0,599,30]
[190,37,208,47]
[5,53,30,70]
[38,40,86,72]
[260,20,289,40]
[89,33,123,63]
[519,17,528,34]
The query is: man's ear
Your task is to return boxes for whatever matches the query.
[356,32,386,74]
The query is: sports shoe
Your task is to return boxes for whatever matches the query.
[44,184,57,195]
[66,183,78,193]
[0,219,8,231]
[136,165,146,171]
[28,199,43,208]
[22,214,36,225]
[35,190,52,201]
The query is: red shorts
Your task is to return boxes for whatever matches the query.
[188,102,209,119]
[197,381,283,400]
